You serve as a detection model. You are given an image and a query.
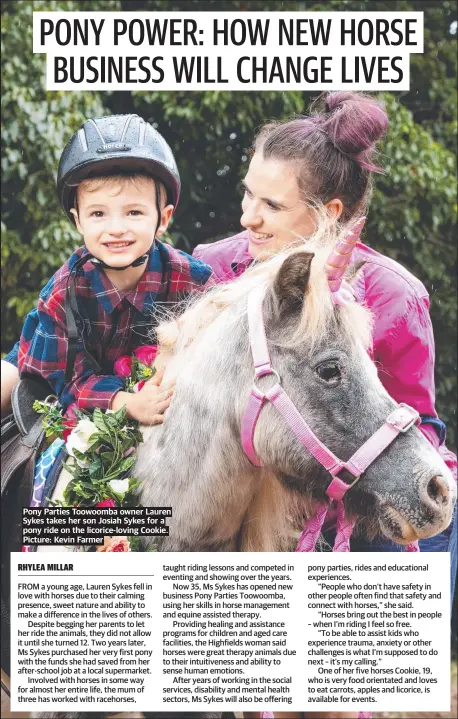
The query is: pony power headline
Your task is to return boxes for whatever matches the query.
[33,11,423,90]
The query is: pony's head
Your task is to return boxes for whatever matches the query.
[140,245,455,551]
[241,248,455,545]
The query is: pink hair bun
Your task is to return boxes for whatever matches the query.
[321,92,389,172]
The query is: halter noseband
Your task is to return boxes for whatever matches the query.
[241,284,421,553]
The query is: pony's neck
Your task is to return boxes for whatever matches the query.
[135,309,259,550]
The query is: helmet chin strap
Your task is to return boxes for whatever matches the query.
[85,179,163,272]
[90,253,150,271]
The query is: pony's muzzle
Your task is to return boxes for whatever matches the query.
[378,471,456,544]
[418,473,456,531]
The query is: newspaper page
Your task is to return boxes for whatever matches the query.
[1,2,456,719]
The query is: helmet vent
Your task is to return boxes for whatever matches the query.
[88,118,106,145]
[120,114,136,144]
[138,119,146,147]
[77,129,88,153]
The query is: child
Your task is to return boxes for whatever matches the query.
[4,114,213,424]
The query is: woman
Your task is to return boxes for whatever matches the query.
[194,90,456,485]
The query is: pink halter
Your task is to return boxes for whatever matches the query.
[241,282,420,552]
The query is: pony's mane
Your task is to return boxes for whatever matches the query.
[157,243,372,360]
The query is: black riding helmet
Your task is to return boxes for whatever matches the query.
[57,113,181,222]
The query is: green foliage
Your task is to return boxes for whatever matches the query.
[33,398,66,438]
[35,400,143,507]
[1,0,116,347]
[1,1,456,446]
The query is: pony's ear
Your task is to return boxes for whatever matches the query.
[273,251,314,314]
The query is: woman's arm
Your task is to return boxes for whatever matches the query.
[365,265,456,478]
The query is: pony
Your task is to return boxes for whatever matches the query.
[134,243,455,552]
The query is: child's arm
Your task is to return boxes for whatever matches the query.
[17,284,124,414]
[1,309,39,416]
[17,283,174,424]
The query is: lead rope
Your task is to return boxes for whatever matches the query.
[260,502,419,719]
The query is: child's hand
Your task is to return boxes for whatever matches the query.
[111,368,175,425]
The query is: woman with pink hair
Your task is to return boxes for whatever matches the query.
[195,92,456,482]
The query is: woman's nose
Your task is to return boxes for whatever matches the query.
[241,200,262,229]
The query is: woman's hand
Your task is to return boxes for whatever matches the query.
[111,367,175,425]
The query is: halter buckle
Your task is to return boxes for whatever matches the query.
[386,403,420,433]
[336,466,361,487]
[253,369,281,396]
[326,463,361,501]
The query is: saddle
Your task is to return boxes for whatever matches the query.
[1,375,54,676]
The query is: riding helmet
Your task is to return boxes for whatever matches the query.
[57,114,181,222]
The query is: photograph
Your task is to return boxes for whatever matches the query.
[1,2,456,719]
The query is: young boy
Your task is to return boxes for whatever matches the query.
[2,114,213,424]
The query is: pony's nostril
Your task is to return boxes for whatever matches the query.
[426,475,450,506]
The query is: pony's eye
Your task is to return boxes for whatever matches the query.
[316,361,342,384]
